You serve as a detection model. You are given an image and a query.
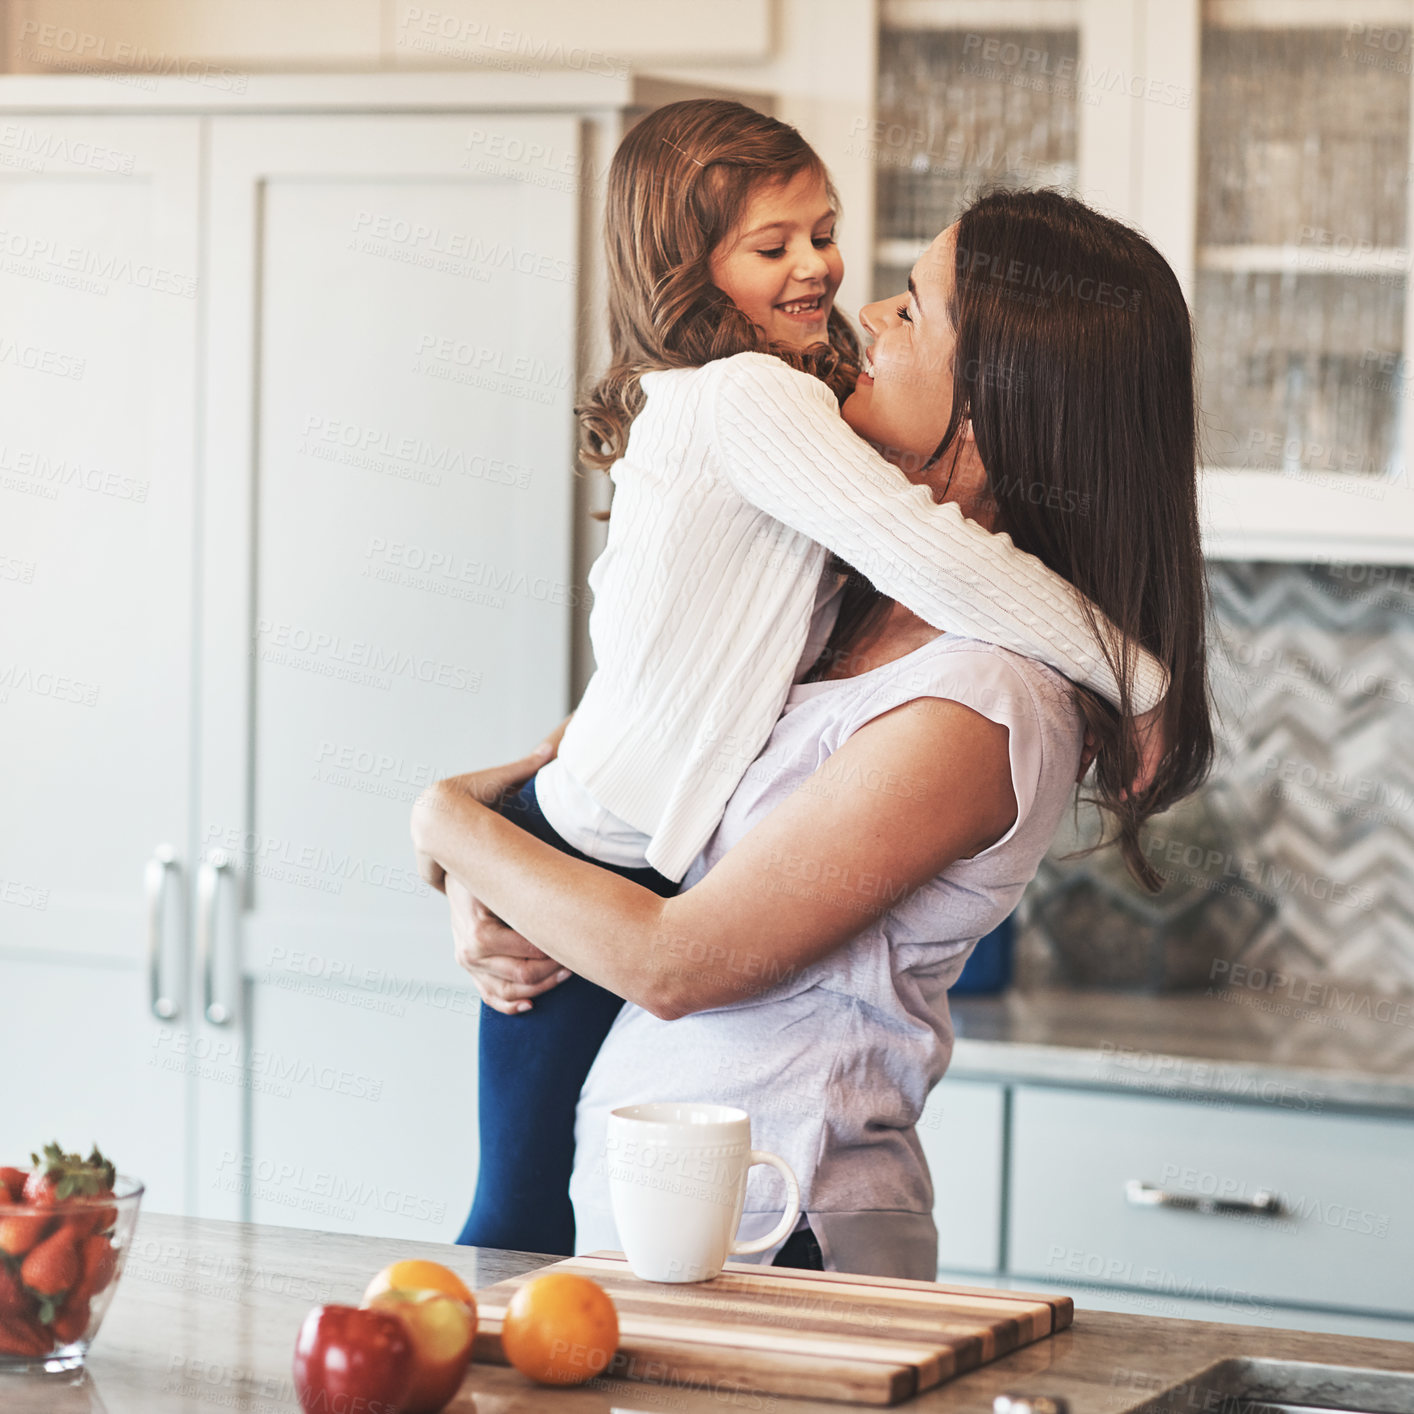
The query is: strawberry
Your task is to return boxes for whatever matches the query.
[22,1144,115,1207]
[20,1226,80,1297]
[73,1234,117,1305]
[0,1167,27,1202]
[0,1212,50,1258]
[0,1311,50,1357]
[60,1200,116,1241]
[0,1262,32,1317]
[50,1297,90,1345]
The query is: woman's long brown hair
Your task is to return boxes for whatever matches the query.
[577,99,861,471]
[828,189,1214,889]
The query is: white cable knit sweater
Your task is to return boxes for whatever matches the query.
[548,351,1166,883]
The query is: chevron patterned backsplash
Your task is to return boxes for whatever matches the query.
[1017,561,1414,994]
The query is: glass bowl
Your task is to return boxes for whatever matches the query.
[0,1174,144,1374]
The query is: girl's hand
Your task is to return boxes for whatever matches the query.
[1077,727,1098,782]
[1076,706,1168,796]
[446,874,571,1015]
[1128,703,1168,797]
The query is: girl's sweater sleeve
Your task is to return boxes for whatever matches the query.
[708,353,1168,713]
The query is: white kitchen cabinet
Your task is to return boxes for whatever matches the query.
[917,1078,1006,1274]
[1008,1085,1414,1318]
[874,0,1414,563]
[193,110,581,1234]
[0,73,715,1235]
[926,1075,1414,1340]
[234,973,484,1242]
[0,115,201,1212]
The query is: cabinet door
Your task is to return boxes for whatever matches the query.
[1193,3,1414,562]
[872,6,1082,298]
[194,115,580,1233]
[917,1078,1005,1276]
[0,117,200,1211]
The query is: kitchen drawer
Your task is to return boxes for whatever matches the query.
[918,1079,1005,1274]
[1008,1086,1414,1316]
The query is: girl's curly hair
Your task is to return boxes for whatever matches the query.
[577,99,860,471]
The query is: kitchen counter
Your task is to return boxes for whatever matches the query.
[9,1213,1412,1413]
[949,987,1414,1113]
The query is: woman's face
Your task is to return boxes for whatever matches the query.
[842,225,960,468]
[709,169,843,350]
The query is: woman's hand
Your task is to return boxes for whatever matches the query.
[411,739,557,893]
[446,874,570,1015]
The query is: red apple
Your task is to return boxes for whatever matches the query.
[293,1305,413,1414]
[365,1289,475,1414]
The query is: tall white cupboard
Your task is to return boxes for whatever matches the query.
[0,72,718,1240]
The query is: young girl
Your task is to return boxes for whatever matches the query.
[452,100,1166,1256]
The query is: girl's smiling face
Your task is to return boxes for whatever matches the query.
[709,168,843,349]
[843,224,961,471]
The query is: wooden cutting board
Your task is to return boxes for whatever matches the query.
[473,1251,1073,1406]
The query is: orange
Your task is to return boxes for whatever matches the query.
[362,1259,474,1307]
[499,1273,618,1387]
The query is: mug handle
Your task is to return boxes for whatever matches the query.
[728,1150,802,1257]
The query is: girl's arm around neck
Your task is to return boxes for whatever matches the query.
[709,353,1169,715]
[411,696,1016,1020]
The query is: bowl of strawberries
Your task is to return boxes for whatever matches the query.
[0,1143,140,1374]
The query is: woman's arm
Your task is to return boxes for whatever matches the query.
[709,354,1167,714]
[412,695,1016,1021]
[430,716,577,1011]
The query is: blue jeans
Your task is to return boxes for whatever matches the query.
[455,774,677,1256]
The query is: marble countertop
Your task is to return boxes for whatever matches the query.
[8,1213,1413,1413]
[949,988,1414,1113]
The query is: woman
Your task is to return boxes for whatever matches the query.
[412,190,1213,1277]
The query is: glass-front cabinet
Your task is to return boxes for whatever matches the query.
[873,0,1414,562]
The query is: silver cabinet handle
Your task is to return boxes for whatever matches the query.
[145,845,180,1020]
[1126,1179,1286,1219]
[198,850,235,1026]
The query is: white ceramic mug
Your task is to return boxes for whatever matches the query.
[605,1102,801,1283]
